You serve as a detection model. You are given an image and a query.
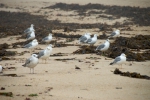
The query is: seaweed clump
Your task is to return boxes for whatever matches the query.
[0,49,16,57]
[46,3,150,26]
[107,35,150,61]
[73,35,150,61]
[73,46,97,54]
[0,43,9,50]
[114,68,150,80]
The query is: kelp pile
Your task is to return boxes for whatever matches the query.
[114,68,150,80]
[107,35,150,61]
[73,35,150,61]
[46,3,150,26]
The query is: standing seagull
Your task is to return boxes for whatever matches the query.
[23,39,38,53]
[26,30,35,40]
[108,29,120,38]
[38,45,52,63]
[22,54,39,74]
[79,33,91,44]
[86,34,97,46]
[96,39,110,55]
[110,53,126,69]
[42,33,53,44]
[24,24,35,34]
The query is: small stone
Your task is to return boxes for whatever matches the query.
[116,87,122,89]
[1,87,5,90]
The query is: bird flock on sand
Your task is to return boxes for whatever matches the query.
[22,24,53,73]
[0,24,126,74]
[78,29,126,69]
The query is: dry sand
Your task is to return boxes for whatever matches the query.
[0,0,150,100]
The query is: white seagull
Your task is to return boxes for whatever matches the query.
[96,39,110,55]
[108,29,120,38]
[23,39,38,53]
[79,33,91,44]
[26,30,35,40]
[42,33,53,44]
[110,53,126,69]
[86,34,97,46]
[22,54,39,74]
[38,44,53,63]
[24,24,35,34]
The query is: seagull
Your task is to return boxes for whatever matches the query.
[42,33,52,44]
[108,29,120,38]
[38,44,52,63]
[110,53,126,69]
[0,65,3,73]
[79,33,91,44]
[24,24,35,34]
[96,39,110,55]
[22,54,39,74]
[26,30,35,40]
[86,34,97,46]
[23,39,38,53]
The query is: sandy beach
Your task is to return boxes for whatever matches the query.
[0,0,150,100]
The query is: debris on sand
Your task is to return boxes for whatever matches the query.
[55,58,76,61]
[50,53,68,56]
[46,3,150,26]
[112,35,150,49]
[73,46,97,54]
[0,87,5,90]
[73,35,150,61]
[0,92,13,97]
[75,65,81,70]
[0,43,9,50]
[3,67,16,70]
[107,35,150,61]
[1,74,24,77]
[113,68,150,80]
[0,49,16,57]
[28,94,38,97]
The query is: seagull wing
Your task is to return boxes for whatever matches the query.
[22,58,32,67]
[96,44,105,51]
[24,28,31,34]
[38,50,45,58]
[79,36,87,42]
[109,31,116,37]
[42,36,49,42]
[112,56,121,64]
[86,38,92,43]
[23,42,32,48]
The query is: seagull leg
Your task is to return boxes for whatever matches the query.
[30,68,31,74]
[33,68,34,74]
